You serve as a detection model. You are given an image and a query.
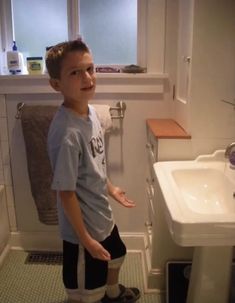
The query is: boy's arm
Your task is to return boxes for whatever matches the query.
[107,179,135,208]
[59,190,111,261]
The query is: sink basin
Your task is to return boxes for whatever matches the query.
[154,150,235,246]
[173,168,235,215]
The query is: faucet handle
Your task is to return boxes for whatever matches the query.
[229,151,235,166]
[225,142,235,158]
[225,143,235,169]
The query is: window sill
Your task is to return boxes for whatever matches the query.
[0,72,168,95]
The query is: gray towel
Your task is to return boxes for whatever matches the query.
[21,105,58,225]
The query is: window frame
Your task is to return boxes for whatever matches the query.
[0,0,166,74]
[68,0,146,68]
[0,0,13,52]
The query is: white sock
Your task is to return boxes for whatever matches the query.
[106,284,120,298]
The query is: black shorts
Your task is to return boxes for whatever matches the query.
[63,225,126,290]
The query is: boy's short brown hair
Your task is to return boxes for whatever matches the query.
[46,38,90,79]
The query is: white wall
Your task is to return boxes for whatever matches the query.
[174,0,235,157]
[165,0,178,112]
[0,187,10,255]
[0,95,10,255]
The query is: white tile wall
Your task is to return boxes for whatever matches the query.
[5,185,16,230]
[0,117,8,141]
[1,140,10,165]
[0,168,4,184]
[0,94,16,231]
[0,95,6,116]
[0,96,5,183]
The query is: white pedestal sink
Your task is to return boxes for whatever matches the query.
[154,150,235,303]
[187,246,232,303]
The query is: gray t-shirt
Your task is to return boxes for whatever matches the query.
[47,104,114,244]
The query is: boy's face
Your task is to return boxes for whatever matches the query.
[50,51,96,104]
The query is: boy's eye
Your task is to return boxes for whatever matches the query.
[70,66,94,76]
[87,66,94,73]
[71,70,80,76]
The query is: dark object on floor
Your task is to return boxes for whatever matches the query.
[166,261,235,303]
[166,262,191,303]
[25,251,63,265]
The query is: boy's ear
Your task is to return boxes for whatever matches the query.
[49,78,61,92]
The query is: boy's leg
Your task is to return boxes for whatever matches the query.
[106,258,124,298]
[63,225,140,303]
[103,258,140,303]
[101,225,141,303]
[63,240,107,303]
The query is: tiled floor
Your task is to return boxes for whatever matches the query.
[0,250,162,303]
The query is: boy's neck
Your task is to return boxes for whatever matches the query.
[63,99,89,118]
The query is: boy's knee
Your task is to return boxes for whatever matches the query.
[108,255,125,269]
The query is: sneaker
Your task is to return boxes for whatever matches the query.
[101,284,141,303]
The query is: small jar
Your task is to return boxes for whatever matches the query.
[27,57,43,74]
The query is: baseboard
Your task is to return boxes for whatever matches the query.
[9,231,62,251]
[120,232,145,251]
[143,234,165,292]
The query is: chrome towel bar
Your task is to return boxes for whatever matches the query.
[15,101,126,120]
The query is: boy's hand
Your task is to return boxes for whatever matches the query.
[59,191,111,261]
[111,186,136,208]
[85,238,111,261]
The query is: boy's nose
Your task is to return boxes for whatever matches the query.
[81,70,92,80]
[80,71,94,88]
[81,71,93,84]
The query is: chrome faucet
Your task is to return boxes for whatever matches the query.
[225,142,235,158]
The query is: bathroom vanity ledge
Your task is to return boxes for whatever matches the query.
[146,119,191,139]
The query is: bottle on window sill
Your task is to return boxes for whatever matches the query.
[7,41,24,75]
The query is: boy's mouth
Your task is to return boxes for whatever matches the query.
[81,85,94,91]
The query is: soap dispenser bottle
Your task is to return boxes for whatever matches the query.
[7,41,24,74]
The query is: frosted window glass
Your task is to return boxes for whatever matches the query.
[12,0,68,57]
[80,0,137,65]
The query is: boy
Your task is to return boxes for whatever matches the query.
[46,39,140,303]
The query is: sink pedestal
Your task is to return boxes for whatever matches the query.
[187,246,233,303]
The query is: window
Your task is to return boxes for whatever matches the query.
[6,0,138,65]
[0,0,166,74]
[12,0,68,58]
[79,0,137,65]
